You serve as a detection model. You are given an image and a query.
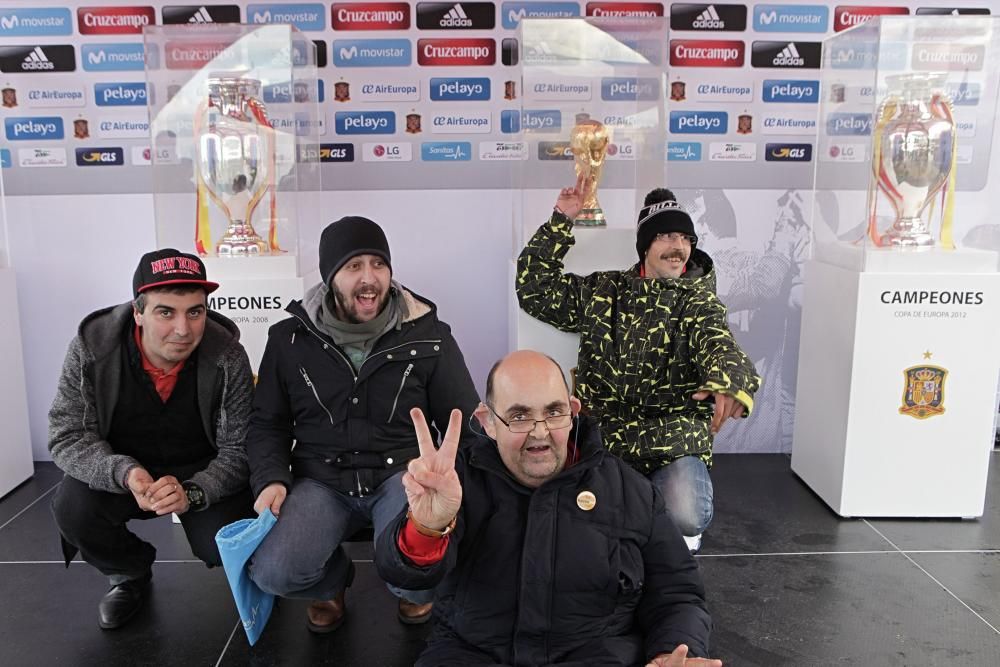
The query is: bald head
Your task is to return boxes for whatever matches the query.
[485,350,568,407]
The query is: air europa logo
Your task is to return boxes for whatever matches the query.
[77,7,155,35]
[833,6,908,32]
[417,38,495,66]
[332,3,411,30]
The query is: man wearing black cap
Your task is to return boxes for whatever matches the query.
[516,178,759,553]
[49,249,256,630]
[245,216,478,633]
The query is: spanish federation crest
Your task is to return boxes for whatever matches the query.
[899,365,947,419]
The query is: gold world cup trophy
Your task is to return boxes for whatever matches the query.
[192,75,282,257]
[569,119,610,227]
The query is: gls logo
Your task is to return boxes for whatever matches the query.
[754,5,829,33]
[601,77,659,101]
[430,77,491,101]
[95,82,148,106]
[501,2,579,29]
[318,143,355,162]
[335,111,396,134]
[5,116,65,140]
[0,44,75,73]
[826,113,872,136]
[76,147,125,166]
[0,8,72,36]
[765,143,812,162]
[762,80,819,103]
[416,3,496,30]
[333,39,412,67]
[669,111,728,134]
[670,4,748,31]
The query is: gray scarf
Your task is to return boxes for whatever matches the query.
[304,282,403,370]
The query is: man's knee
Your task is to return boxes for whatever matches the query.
[51,476,105,536]
[249,540,332,596]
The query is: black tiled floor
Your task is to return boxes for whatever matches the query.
[2,457,998,666]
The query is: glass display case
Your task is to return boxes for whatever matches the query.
[811,15,1000,272]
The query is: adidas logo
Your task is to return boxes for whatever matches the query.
[22,47,54,71]
[692,5,724,29]
[440,4,472,28]
[188,7,213,23]
[773,43,804,67]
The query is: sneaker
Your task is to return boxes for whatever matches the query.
[307,591,346,634]
[398,599,433,625]
[683,534,702,555]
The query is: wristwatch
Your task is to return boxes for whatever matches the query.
[406,509,456,538]
[182,481,207,511]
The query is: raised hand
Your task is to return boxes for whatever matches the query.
[402,408,463,531]
[691,391,745,435]
[554,172,591,222]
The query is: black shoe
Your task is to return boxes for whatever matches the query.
[98,573,151,630]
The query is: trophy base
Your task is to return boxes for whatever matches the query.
[574,209,606,227]
[880,221,935,248]
[216,222,269,257]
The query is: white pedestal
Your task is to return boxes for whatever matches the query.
[791,252,1000,517]
[510,227,637,382]
[0,269,34,497]
[202,257,304,373]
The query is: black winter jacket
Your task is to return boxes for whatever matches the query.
[246,286,479,497]
[376,416,712,666]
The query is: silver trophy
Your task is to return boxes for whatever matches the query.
[194,75,278,256]
[873,73,956,247]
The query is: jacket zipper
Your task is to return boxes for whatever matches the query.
[298,366,335,425]
[387,363,414,423]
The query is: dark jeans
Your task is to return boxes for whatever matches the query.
[52,471,254,580]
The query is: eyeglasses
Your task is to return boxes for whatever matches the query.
[653,232,696,245]
[486,405,573,434]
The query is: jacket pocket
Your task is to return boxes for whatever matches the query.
[387,363,414,424]
[298,366,335,425]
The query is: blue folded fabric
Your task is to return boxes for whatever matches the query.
[215,508,278,646]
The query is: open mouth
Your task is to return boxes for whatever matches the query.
[354,289,381,312]
[523,443,552,456]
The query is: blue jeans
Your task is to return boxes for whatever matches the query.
[248,472,433,604]
[648,456,714,536]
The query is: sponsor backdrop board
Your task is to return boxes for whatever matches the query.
[0,1,996,194]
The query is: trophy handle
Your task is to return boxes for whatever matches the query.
[867,96,902,247]
[244,97,283,253]
[931,92,958,249]
[192,99,224,256]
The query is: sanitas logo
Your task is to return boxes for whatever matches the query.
[335,111,395,134]
[332,3,411,30]
[333,39,412,67]
[669,111,728,134]
[667,142,702,161]
[5,116,65,140]
[421,141,472,161]
[765,143,812,161]
[95,82,148,106]
[671,3,747,31]
[76,147,125,166]
[77,7,156,35]
[0,8,72,36]
[248,4,325,31]
[501,2,579,29]
[430,77,491,101]
[754,5,828,33]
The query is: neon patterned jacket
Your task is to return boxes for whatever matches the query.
[516,213,760,471]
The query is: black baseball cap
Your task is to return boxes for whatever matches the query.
[133,248,220,298]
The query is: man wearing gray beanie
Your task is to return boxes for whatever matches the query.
[516,178,759,554]
[245,216,479,633]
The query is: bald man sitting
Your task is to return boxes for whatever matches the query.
[376,350,721,667]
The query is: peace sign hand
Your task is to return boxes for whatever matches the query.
[402,408,463,531]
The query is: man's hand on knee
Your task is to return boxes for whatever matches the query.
[254,483,287,516]
[145,475,189,516]
[126,467,157,512]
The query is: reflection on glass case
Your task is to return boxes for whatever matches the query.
[811,16,1000,272]
[144,24,321,274]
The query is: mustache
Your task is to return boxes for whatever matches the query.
[659,249,687,261]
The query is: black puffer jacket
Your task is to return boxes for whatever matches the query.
[246,286,479,497]
[376,416,712,666]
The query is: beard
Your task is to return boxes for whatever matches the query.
[331,282,391,324]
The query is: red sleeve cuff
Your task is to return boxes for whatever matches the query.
[398,519,450,566]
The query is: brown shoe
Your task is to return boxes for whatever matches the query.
[397,599,433,625]
[307,591,346,634]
